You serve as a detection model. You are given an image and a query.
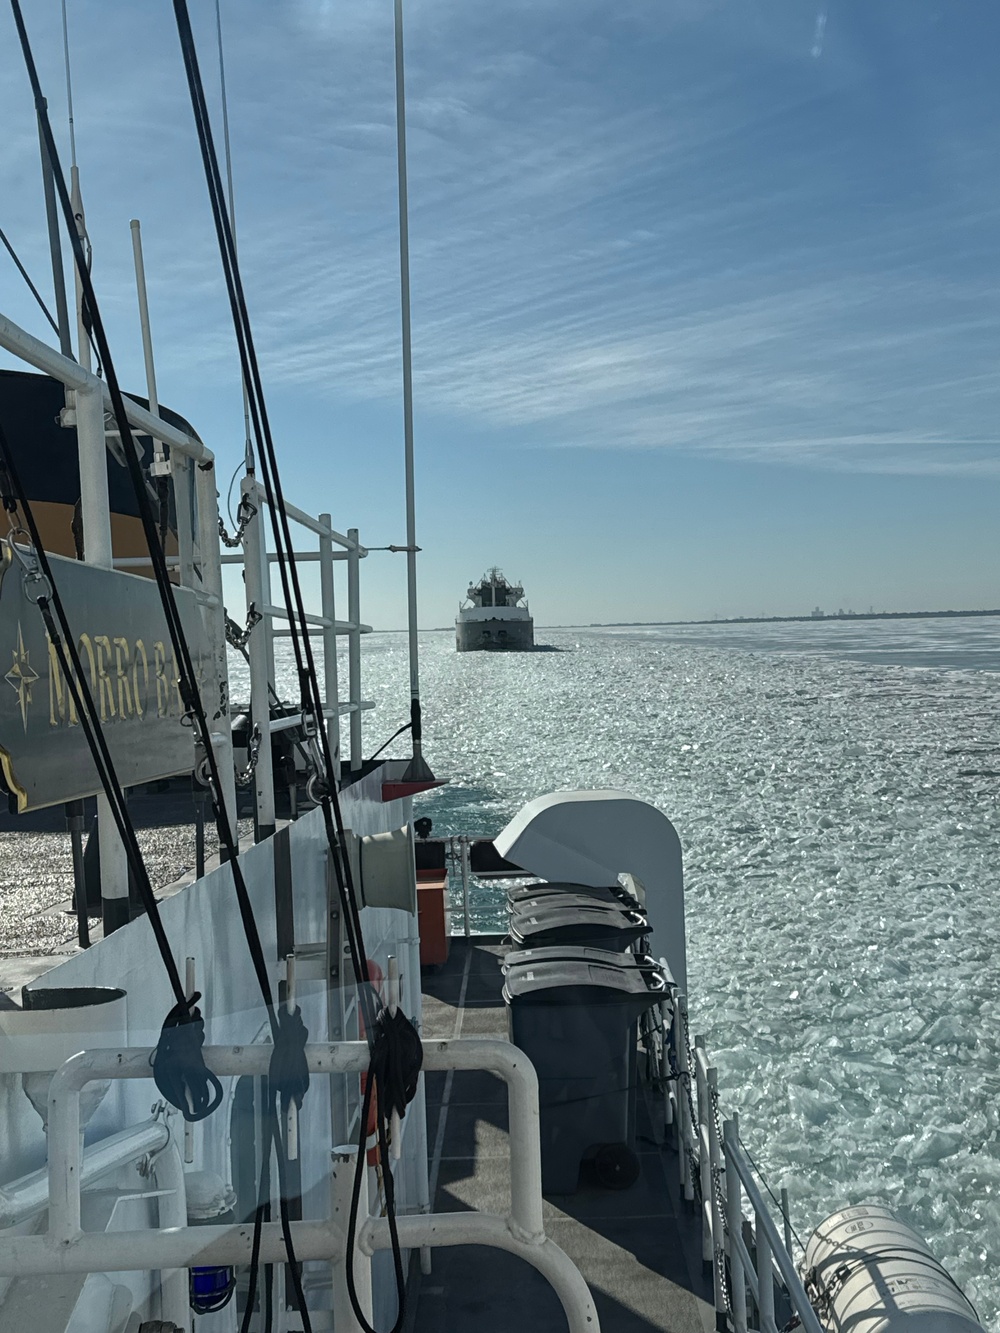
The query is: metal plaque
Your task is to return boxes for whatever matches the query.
[0,546,214,812]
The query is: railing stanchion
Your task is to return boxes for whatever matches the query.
[460,837,472,937]
[347,528,362,773]
[755,1201,776,1333]
[676,994,693,1201]
[318,512,341,785]
[242,479,276,841]
[780,1186,793,1258]
[724,1114,748,1333]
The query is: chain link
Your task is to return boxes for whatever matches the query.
[219,493,257,548]
[715,1241,734,1321]
[225,603,262,652]
[234,722,262,788]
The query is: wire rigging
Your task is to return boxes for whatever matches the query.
[0,425,223,1124]
[170,6,423,1326]
[0,224,60,335]
[8,9,315,1318]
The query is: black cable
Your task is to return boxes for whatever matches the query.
[0,222,60,335]
[10,0,282,1038]
[0,429,222,1120]
[346,1014,422,1333]
[169,12,426,1328]
[170,2,373,1033]
[366,721,412,765]
[9,9,315,1316]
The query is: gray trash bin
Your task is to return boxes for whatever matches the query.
[503,956,666,1194]
[508,902,648,952]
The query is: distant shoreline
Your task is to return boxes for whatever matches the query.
[412,609,1000,632]
[577,609,1000,628]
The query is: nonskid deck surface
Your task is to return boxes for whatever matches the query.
[409,939,714,1333]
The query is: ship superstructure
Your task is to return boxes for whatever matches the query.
[456,567,535,652]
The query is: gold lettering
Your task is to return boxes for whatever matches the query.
[93,636,116,722]
[77,634,97,696]
[132,639,148,719]
[154,641,170,718]
[47,636,78,728]
[113,637,133,719]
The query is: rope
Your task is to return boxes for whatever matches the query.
[346,1008,423,1333]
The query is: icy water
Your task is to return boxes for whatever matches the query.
[251,616,1000,1322]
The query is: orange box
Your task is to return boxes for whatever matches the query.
[416,869,450,967]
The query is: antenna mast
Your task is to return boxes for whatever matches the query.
[215,0,254,475]
[394,0,433,782]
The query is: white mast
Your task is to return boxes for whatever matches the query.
[394,0,433,780]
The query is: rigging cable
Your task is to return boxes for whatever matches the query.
[170,1,372,1013]
[9,7,315,1324]
[170,6,422,1326]
[0,429,222,1123]
[0,224,60,335]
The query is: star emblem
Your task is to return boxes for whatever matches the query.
[5,623,39,732]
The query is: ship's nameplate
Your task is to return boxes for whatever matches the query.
[0,549,212,812]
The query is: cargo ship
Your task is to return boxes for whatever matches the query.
[456,568,535,652]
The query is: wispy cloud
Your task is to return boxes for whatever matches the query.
[2,0,1000,487]
[811,8,828,59]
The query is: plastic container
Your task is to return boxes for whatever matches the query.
[503,955,665,1194]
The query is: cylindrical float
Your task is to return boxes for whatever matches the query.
[804,1204,983,1333]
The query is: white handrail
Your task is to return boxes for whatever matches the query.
[0,1039,599,1333]
[0,310,211,463]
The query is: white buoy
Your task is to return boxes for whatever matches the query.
[804,1204,983,1333]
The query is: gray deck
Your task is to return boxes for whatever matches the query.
[408,938,715,1333]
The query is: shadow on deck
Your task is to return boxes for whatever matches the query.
[407,937,715,1333]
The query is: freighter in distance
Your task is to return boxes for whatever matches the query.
[456,567,535,651]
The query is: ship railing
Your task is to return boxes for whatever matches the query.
[220,477,374,838]
[663,992,823,1333]
[0,305,241,924]
[0,1039,600,1333]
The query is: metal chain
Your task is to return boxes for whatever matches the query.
[709,1084,727,1165]
[715,1240,735,1321]
[225,603,262,651]
[219,492,257,547]
[234,722,262,788]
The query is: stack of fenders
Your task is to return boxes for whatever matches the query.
[502,880,669,1194]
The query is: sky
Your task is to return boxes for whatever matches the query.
[1,0,999,626]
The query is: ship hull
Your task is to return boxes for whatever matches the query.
[456,616,534,652]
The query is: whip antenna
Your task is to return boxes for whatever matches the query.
[215,0,254,475]
[394,0,434,783]
[60,0,77,168]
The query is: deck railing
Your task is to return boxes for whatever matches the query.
[221,477,374,838]
[661,980,825,1333]
[0,1039,601,1333]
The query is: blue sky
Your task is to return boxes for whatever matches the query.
[1,1,999,625]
